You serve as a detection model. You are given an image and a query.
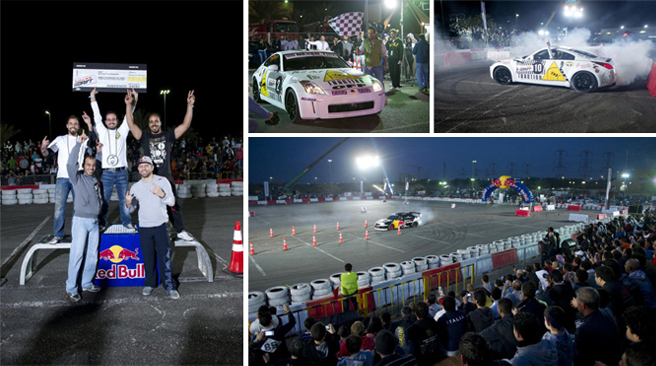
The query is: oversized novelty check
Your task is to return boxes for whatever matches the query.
[72,62,147,93]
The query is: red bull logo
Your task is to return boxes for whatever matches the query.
[96,263,145,280]
[492,175,516,189]
[99,245,140,263]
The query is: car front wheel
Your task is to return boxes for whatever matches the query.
[252,79,261,103]
[571,72,598,93]
[285,90,303,123]
[494,67,513,85]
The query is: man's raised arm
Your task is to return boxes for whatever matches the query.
[124,89,142,140]
[174,90,195,140]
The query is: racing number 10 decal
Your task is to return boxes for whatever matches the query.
[532,61,544,75]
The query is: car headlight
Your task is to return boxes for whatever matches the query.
[372,80,383,92]
[299,81,326,95]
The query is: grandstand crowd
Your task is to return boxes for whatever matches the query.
[447,23,522,49]
[1,135,242,185]
[249,209,656,366]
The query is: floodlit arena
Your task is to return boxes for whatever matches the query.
[248,197,601,293]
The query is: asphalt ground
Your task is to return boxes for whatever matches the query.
[247,199,598,293]
[248,71,430,133]
[434,61,656,133]
[0,196,243,365]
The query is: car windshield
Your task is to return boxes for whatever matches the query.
[387,215,398,220]
[283,53,350,71]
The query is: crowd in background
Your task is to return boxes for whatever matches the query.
[448,22,523,48]
[249,209,656,365]
[1,135,242,185]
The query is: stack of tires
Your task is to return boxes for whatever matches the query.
[426,255,441,269]
[400,261,416,276]
[17,188,33,204]
[218,183,231,197]
[289,283,312,304]
[2,189,17,205]
[310,279,333,300]
[368,267,386,285]
[329,273,342,290]
[33,188,48,204]
[248,291,267,314]
[206,182,219,197]
[191,183,206,198]
[265,286,290,307]
[177,184,191,199]
[48,187,57,203]
[413,257,428,272]
[231,181,243,196]
[383,262,402,280]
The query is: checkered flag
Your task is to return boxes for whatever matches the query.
[328,12,364,37]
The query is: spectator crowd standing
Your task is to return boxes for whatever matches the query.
[249,209,656,366]
[1,134,242,186]
[448,22,522,49]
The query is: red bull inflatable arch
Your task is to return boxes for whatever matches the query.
[481,175,534,203]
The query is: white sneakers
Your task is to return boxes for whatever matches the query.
[177,230,193,241]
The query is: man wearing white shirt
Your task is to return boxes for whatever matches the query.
[88,87,136,231]
[40,116,87,244]
[306,35,331,50]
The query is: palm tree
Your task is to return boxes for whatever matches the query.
[1,123,21,146]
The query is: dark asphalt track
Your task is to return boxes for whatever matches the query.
[248,71,430,133]
[434,61,656,133]
[0,197,243,365]
[248,199,597,292]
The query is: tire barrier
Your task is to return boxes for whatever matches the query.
[249,291,267,314]
[289,283,312,304]
[310,279,333,300]
[265,285,291,307]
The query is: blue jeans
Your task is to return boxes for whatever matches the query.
[54,178,74,239]
[365,65,386,93]
[66,216,99,294]
[100,169,131,226]
[416,62,429,90]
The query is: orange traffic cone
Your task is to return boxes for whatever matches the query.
[270,228,274,238]
[398,226,402,235]
[313,224,317,233]
[227,222,243,274]
[283,238,288,250]
[313,234,317,246]
[364,219,368,228]
[336,222,340,230]
[365,229,370,240]
[250,241,255,255]
[292,225,296,235]
[339,232,343,243]
[357,59,362,71]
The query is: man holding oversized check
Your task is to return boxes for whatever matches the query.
[88,87,137,231]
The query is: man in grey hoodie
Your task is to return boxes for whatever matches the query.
[510,312,557,366]
[65,132,102,302]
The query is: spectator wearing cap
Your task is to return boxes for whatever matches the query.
[510,312,558,366]
[436,296,467,357]
[571,287,623,365]
[337,334,374,366]
[373,329,417,366]
[126,155,178,299]
[480,298,517,360]
[542,306,575,366]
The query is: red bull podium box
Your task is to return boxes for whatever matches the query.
[94,224,145,287]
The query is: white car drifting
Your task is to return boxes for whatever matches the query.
[490,45,616,93]
[252,50,386,122]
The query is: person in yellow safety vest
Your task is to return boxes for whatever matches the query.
[340,263,359,311]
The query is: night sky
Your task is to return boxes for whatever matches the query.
[1,0,243,143]
[436,0,656,33]
[249,137,656,184]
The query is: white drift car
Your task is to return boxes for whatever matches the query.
[252,50,386,122]
[490,45,616,93]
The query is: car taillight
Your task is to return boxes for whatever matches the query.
[593,61,613,70]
